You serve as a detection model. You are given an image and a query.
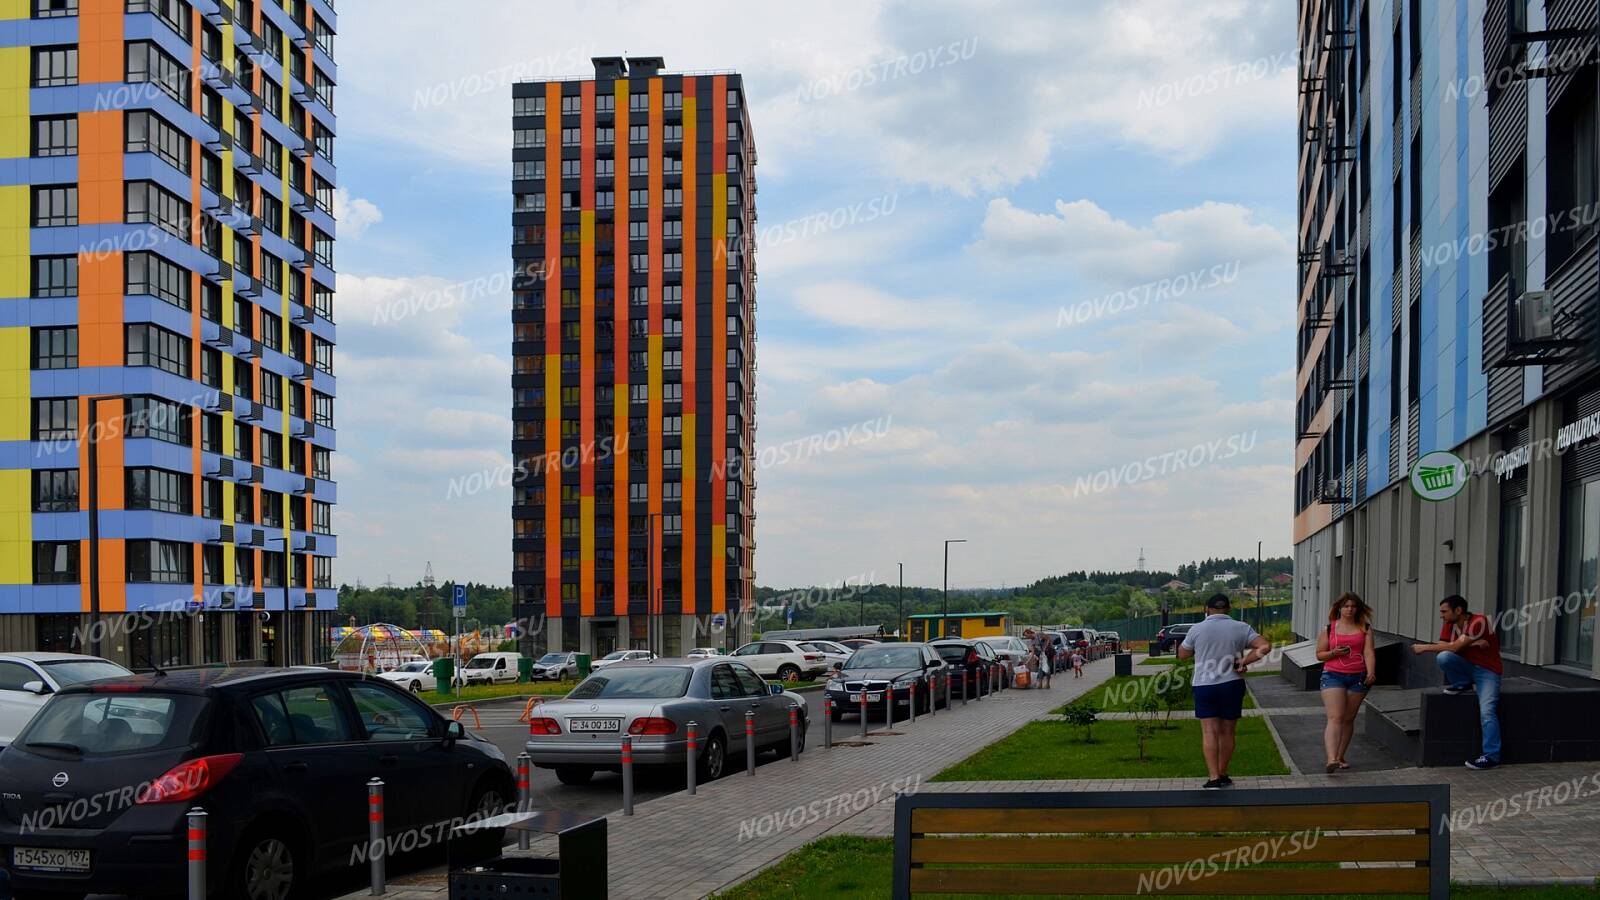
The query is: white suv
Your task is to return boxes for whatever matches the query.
[730,640,829,681]
[0,652,132,746]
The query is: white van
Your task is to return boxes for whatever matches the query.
[456,651,524,686]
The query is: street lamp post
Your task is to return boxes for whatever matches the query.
[897,563,904,638]
[943,539,966,639]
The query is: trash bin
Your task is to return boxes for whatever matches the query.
[449,811,607,899]
[432,657,454,691]
[1115,653,1133,677]
[575,653,592,678]
[518,656,534,683]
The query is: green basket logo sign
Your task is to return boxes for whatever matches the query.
[1410,450,1468,502]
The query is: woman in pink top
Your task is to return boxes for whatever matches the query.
[1316,592,1377,773]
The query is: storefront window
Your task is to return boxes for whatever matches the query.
[1558,481,1599,670]
[1497,500,1528,657]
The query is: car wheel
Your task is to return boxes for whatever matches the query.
[409,680,421,693]
[229,828,300,900]
[554,766,594,785]
[777,664,801,682]
[698,731,727,782]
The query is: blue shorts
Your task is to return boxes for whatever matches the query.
[1193,680,1248,720]
[1319,670,1371,693]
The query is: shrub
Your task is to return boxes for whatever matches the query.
[1132,694,1162,761]
[1159,664,1194,727]
[1060,701,1100,743]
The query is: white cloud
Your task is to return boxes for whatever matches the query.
[333,188,384,239]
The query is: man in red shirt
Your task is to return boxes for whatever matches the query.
[1411,595,1503,769]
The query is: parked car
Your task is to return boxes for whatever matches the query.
[455,651,525,685]
[525,658,808,785]
[824,642,947,721]
[0,668,514,899]
[975,635,1029,671]
[685,647,726,659]
[376,660,438,693]
[1152,622,1195,655]
[1059,628,1100,659]
[929,639,1002,697]
[797,640,853,671]
[0,652,132,747]
[837,638,882,651]
[590,649,657,671]
[729,641,830,681]
[1097,631,1123,653]
[529,652,580,681]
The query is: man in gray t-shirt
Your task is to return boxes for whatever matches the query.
[1178,594,1270,789]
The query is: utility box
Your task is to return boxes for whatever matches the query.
[1114,653,1133,677]
[432,657,454,690]
[575,653,592,679]
[517,656,533,683]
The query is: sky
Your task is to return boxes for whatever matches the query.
[327,0,1299,592]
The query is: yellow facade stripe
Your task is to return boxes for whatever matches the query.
[0,327,27,443]
[0,47,30,159]
[0,185,26,299]
[0,468,28,585]
[0,0,30,19]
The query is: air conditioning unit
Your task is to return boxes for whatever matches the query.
[1515,290,1555,342]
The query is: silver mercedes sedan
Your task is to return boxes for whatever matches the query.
[526,657,809,784]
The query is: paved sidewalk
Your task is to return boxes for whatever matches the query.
[344,656,1116,899]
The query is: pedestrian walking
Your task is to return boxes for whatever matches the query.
[1071,650,1085,678]
[1178,594,1270,789]
[1036,633,1053,689]
[1317,592,1376,773]
[1411,595,1504,770]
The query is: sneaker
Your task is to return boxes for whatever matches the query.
[1202,779,1225,790]
[1217,775,1234,787]
[1442,685,1474,695]
[1465,756,1499,770]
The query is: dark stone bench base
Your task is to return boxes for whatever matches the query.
[1363,682,1600,766]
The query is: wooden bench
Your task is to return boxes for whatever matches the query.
[892,785,1450,898]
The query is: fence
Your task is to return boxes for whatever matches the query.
[1087,602,1295,642]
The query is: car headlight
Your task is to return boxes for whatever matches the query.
[891,675,918,686]
[826,679,843,690]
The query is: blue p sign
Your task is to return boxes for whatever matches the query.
[453,585,467,607]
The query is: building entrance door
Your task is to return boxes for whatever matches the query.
[593,620,618,656]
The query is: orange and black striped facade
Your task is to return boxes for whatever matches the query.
[511,57,755,656]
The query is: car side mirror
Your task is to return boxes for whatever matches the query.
[22,680,49,696]
[768,683,784,696]
[444,719,466,745]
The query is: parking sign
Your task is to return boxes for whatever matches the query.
[453,584,467,618]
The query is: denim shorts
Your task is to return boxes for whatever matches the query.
[1320,669,1371,693]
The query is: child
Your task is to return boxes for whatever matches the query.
[1072,650,1085,678]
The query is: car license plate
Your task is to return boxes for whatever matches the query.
[848,692,884,702]
[567,717,621,733]
[13,847,90,872]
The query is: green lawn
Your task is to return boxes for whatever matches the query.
[932,718,1289,781]
[712,835,1596,900]
[1140,657,1179,666]
[1062,675,1256,713]
[429,680,577,703]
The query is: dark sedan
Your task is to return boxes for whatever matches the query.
[824,643,946,721]
[0,668,514,900]
[929,639,1003,697]
[1153,622,1195,655]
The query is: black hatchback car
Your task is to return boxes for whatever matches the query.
[824,642,947,721]
[929,639,1002,698]
[0,668,514,900]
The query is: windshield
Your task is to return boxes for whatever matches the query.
[599,651,627,661]
[538,654,568,664]
[464,657,496,669]
[398,662,428,672]
[844,645,924,670]
[569,666,691,700]
[21,692,206,756]
[933,645,970,662]
[40,659,132,686]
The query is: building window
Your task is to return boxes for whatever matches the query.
[126,181,190,239]
[314,229,334,267]
[126,467,192,514]
[32,398,76,441]
[125,40,190,104]
[34,541,79,584]
[313,500,332,534]
[314,283,335,321]
[513,95,544,117]
[314,556,332,588]
[32,469,78,512]
[513,128,545,149]
[31,326,76,370]
[31,255,77,298]
[33,0,77,17]
[32,46,77,86]
[314,121,334,160]
[313,391,333,427]
[126,323,191,377]
[126,109,191,173]
[125,252,190,309]
[127,539,192,583]
[261,373,283,412]
[314,337,334,374]
[312,447,331,480]
[31,185,76,227]
[31,115,76,156]
[127,396,192,446]
[127,0,193,39]
[663,124,683,141]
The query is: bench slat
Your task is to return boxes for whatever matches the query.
[910,833,1432,864]
[910,865,1432,895]
[912,803,1430,834]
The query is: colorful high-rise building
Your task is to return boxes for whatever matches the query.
[0,0,339,667]
[511,57,756,657]
[1294,0,1598,682]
